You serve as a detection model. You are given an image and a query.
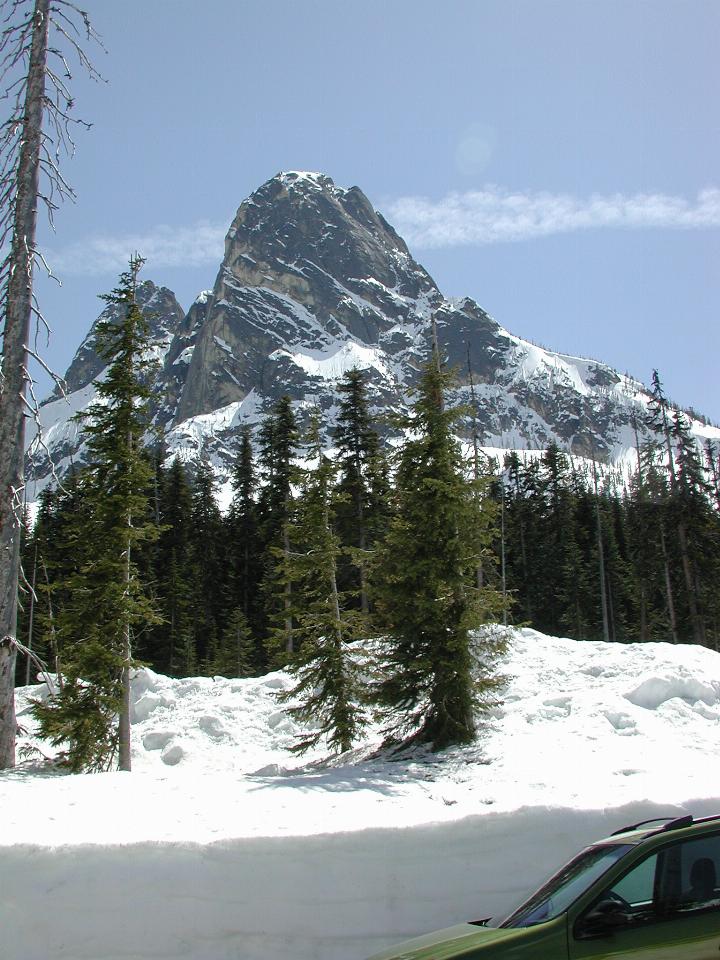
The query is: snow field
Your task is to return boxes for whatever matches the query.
[2,629,720,960]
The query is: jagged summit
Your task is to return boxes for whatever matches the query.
[176,170,440,420]
[222,169,428,297]
[26,173,720,497]
[271,170,340,191]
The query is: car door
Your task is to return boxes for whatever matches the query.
[568,831,720,960]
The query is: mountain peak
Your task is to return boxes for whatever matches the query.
[244,170,344,212]
[264,172,389,229]
[237,170,372,224]
[174,173,440,419]
[275,170,337,190]
[218,171,439,327]
[28,173,720,501]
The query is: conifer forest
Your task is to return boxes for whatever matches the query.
[16,270,720,770]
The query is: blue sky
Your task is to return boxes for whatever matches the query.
[29,0,720,420]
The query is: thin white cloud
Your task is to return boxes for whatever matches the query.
[42,187,720,273]
[386,186,720,249]
[45,221,227,276]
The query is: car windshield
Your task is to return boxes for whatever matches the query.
[496,843,634,928]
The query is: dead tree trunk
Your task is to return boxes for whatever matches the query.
[0,0,50,770]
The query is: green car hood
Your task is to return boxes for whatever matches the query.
[367,917,566,960]
[367,924,496,960]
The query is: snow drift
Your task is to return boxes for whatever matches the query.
[2,629,719,960]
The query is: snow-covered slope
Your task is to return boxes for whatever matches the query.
[3,629,719,960]
[25,172,720,496]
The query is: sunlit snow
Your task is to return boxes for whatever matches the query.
[271,341,392,382]
[2,629,719,960]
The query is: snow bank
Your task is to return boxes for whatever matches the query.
[2,629,720,960]
[5,800,718,960]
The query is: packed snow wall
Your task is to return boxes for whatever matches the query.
[5,799,720,960]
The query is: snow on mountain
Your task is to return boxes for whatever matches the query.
[3,629,719,960]
[272,340,394,383]
[24,173,720,496]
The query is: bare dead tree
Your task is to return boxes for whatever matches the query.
[0,0,99,769]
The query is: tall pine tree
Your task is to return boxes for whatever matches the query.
[150,456,194,674]
[225,428,263,668]
[334,368,388,615]
[373,352,505,751]
[188,457,226,673]
[275,413,368,754]
[257,397,298,661]
[33,259,159,772]
[647,372,706,645]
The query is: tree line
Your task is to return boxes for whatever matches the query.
[500,373,720,650]
[15,267,720,772]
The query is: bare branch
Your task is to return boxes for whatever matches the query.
[25,344,63,386]
[22,366,68,494]
[10,634,55,692]
[1,0,100,767]
[31,246,60,287]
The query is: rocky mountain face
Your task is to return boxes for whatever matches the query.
[176,172,439,420]
[54,281,186,399]
[25,171,719,497]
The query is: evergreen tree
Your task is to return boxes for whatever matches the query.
[373,355,505,751]
[495,406,720,649]
[704,440,720,511]
[647,370,677,476]
[32,259,159,772]
[600,491,635,642]
[258,397,298,544]
[257,397,298,658]
[616,415,653,641]
[333,368,387,615]
[671,411,718,646]
[502,452,539,625]
[634,439,680,641]
[29,474,86,682]
[532,444,579,637]
[226,428,263,667]
[149,457,194,674]
[207,606,255,678]
[15,505,38,686]
[188,457,225,673]
[275,414,368,754]
[558,478,595,640]
[647,372,706,645]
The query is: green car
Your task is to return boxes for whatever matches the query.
[367,813,720,959]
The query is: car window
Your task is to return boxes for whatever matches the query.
[499,844,634,928]
[675,834,720,912]
[610,852,657,907]
[575,830,720,939]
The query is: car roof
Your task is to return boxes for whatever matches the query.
[597,813,720,845]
